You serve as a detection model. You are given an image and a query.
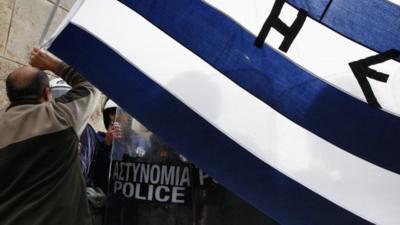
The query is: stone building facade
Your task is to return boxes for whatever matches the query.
[0,0,104,130]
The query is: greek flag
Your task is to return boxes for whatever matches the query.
[47,0,400,224]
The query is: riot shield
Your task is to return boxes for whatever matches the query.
[105,108,279,225]
[106,108,194,225]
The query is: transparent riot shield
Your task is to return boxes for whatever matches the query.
[105,108,195,225]
[192,170,279,225]
[105,108,279,225]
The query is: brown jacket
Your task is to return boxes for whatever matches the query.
[0,63,100,225]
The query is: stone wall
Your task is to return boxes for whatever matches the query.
[0,0,104,131]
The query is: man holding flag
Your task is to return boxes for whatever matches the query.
[0,48,99,225]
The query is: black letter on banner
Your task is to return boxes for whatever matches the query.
[349,49,400,108]
[254,0,307,52]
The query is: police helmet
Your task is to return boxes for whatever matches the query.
[49,78,71,98]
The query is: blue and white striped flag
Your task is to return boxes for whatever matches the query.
[47,0,400,224]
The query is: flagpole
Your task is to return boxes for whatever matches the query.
[39,0,62,47]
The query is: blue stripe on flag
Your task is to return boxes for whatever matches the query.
[286,0,400,56]
[49,23,371,225]
[117,0,400,174]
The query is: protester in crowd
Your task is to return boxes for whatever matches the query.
[92,98,120,193]
[0,48,99,225]
[49,78,97,185]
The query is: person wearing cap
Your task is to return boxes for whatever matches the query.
[92,98,120,193]
[0,48,100,225]
[50,78,97,186]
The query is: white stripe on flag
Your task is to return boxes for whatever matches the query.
[389,0,400,6]
[204,0,400,116]
[62,0,400,224]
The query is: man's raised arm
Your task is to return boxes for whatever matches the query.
[30,47,100,136]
